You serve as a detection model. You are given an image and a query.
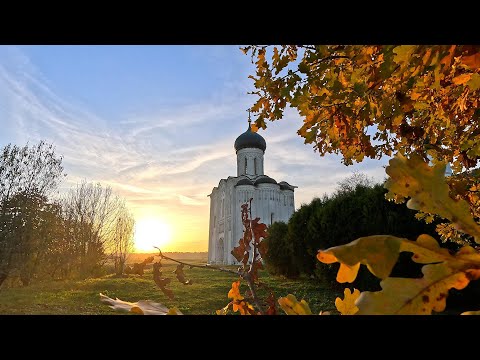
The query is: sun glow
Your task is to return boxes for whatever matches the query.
[134,217,173,252]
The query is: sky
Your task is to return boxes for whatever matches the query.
[0,45,390,252]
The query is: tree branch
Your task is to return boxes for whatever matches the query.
[154,247,239,276]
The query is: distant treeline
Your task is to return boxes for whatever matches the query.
[0,141,135,288]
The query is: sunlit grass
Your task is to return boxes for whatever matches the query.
[0,258,342,315]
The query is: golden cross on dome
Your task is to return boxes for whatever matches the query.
[247,109,251,125]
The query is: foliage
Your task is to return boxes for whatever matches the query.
[263,221,299,278]
[243,45,480,173]
[335,288,360,315]
[217,198,273,315]
[0,141,137,288]
[244,45,480,247]
[0,141,65,287]
[278,294,312,315]
[267,173,439,289]
[125,256,154,276]
[317,155,480,314]
[240,45,480,314]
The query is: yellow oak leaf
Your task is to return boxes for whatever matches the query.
[356,263,470,315]
[393,45,417,66]
[335,288,360,315]
[400,234,452,264]
[278,294,312,315]
[385,153,480,243]
[317,235,404,282]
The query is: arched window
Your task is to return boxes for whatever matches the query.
[254,158,257,175]
[244,157,247,174]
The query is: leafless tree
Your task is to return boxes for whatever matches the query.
[335,171,376,194]
[111,206,135,276]
[62,180,124,277]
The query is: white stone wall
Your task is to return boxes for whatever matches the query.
[236,148,264,176]
[209,178,295,265]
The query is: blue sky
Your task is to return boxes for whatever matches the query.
[0,45,389,251]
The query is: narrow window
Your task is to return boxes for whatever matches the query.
[270,212,274,225]
[244,158,247,174]
[254,158,257,175]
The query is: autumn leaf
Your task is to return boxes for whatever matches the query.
[467,73,480,90]
[385,153,480,243]
[452,73,472,85]
[317,235,404,281]
[393,45,417,66]
[228,280,244,301]
[356,263,470,315]
[461,53,480,69]
[231,242,247,263]
[153,262,174,300]
[335,288,360,315]
[216,304,230,315]
[99,293,182,315]
[251,217,268,243]
[265,292,277,315]
[461,310,480,315]
[174,264,193,285]
[278,294,312,315]
[233,300,256,315]
[318,232,480,314]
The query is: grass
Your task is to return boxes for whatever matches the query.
[0,257,343,315]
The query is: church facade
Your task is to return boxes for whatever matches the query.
[207,120,296,265]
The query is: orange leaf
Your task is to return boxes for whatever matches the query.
[228,280,244,301]
[452,73,472,85]
[461,53,480,69]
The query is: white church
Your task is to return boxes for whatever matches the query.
[207,117,297,265]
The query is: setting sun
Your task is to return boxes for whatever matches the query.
[134,217,172,253]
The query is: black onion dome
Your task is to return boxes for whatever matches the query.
[278,181,295,190]
[235,178,254,186]
[234,122,266,153]
[254,175,277,185]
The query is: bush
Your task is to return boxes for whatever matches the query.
[263,222,299,278]
[268,174,442,289]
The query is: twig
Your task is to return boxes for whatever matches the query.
[154,247,239,276]
[245,199,266,315]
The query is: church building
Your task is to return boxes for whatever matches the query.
[207,116,297,265]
